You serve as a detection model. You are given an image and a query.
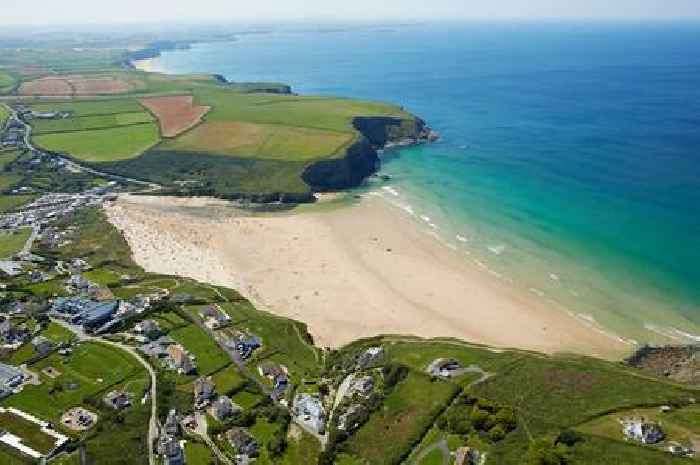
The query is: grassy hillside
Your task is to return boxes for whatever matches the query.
[0,103,11,125]
[14,68,420,199]
[34,123,160,162]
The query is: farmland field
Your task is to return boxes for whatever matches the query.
[33,123,160,162]
[162,121,354,161]
[19,75,139,96]
[32,112,153,134]
[0,72,17,94]
[28,99,145,117]
[194,89,412,133]
[140,95,210,137]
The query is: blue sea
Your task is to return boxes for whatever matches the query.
[152,22,700,345]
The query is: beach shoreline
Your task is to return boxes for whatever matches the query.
[105,193,630,359]
[131,57,164,73]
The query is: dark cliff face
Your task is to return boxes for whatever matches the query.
[302,136,379,191]
[302,116,435,192]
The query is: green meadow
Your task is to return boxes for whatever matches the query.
[2,342,147,422]
[28,99,145,117]
[344,372,460,465]
[31,111,153,135]
[0,102,11,124]
[0,194,37,213]
[194,89,411,134]
[33,123,160,162]
[0,227,31,258]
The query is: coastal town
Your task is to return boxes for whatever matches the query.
[1,32,699,465]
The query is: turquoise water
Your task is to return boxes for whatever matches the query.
[154,22,700,345]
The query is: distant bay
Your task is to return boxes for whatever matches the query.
[152,22,700,345]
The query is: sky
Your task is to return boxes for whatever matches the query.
[3,0,700,25]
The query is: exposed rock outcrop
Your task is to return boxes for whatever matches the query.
[302,116,438,191]
[625,344,700,386]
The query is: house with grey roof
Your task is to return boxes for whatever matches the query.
[208,396,240,421]
[293,393,326,434]
[0,362,25,393]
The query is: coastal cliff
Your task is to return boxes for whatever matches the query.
[303,116,438,191]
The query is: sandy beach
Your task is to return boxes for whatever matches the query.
[105,194,629,357]
[131,58,163,73]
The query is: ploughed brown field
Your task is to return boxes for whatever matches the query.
[139,95,211,137]
[19,75,135,96]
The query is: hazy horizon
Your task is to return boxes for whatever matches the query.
[3,0,700,26]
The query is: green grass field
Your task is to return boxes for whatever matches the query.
[169,323,231,376]
[0,410,59,455]
[0,228,31,258]
[162,120,355,161]
[31,111,153,135]
[184,441,216,465]
[0,72,17,95]
[28,99,145,117]
[211,364,247,395]
[14,72,420,198]
[576,405,700,450]
[0,48,123,74]
[33,122,160,162]
[0,194,37,213]
[220,300,322,383]
[344,371,460,465]
[8,322,75,365]
[194,89,412,133]
[3,342,147,422]
[0,448,33,465]
[0,103,11,124]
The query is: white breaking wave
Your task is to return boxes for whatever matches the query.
[382,186,400,197]
[644,323,700,343]
[456,234,469,243]
[488,244,506,255]
[529,288,545,298]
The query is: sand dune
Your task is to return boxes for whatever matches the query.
[105,194,628,358]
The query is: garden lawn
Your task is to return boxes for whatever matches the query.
[184,441,215,465]
[211,364,246,395]
[33,123,160,162]
[169,323,230,376]
[3,342,146,422]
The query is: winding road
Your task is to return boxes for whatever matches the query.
[52,319,159,465]
[11,107,161,192]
